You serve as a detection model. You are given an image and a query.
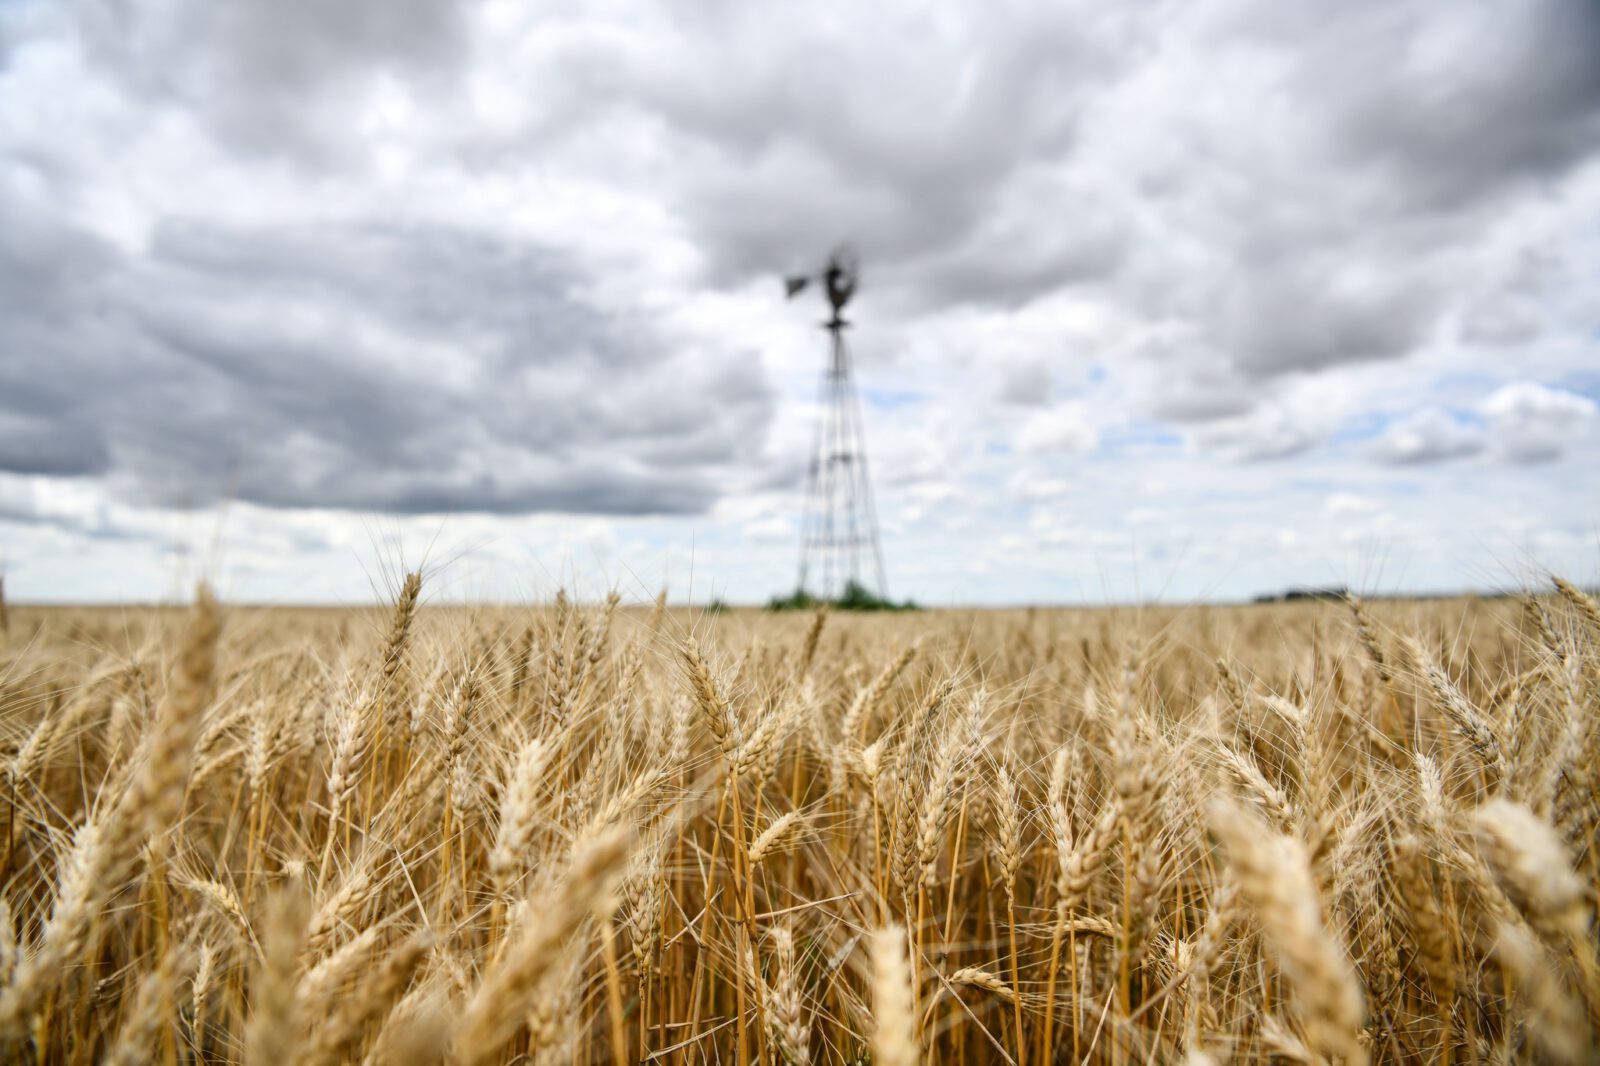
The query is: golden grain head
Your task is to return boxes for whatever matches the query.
[0,581,1593,1063]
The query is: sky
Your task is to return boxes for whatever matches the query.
[1,0,1598,606]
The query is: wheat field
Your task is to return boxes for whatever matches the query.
[0,577,1596,1065]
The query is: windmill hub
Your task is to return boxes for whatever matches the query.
[822,246,858,317]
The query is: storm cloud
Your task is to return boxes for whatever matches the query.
[0,202,772,513]
[1,0,1597,602]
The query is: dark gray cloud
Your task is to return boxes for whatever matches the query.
[1109,0,1600,390]
[0,197,772,514]
[1460,246,1570,348]
[0,414,110,476]
[1220,261,1442,375]
[1300,3,1600,209]
[503,3,1138,308]
[36,0,1600,351]
[996,358,1053,407]
[614,0,1600,429]
[1,0,1597,531]
[70,0,469,163]
[581,0,1600,366]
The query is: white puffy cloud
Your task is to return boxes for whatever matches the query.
[1371,408,1485,465]
[1325,493,1381,518]
[1015,405,1099,455]
[1481,382,1597,463]
[1191,407,1317,463]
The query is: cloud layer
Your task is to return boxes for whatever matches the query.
[1,0,1597,601]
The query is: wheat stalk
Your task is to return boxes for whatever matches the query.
[1208,798,1367,1066]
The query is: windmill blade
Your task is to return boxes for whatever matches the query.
[785,275,812,298]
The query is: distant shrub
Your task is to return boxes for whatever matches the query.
[767,580,918,612]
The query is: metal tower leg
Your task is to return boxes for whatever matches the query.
[796,316,887,601]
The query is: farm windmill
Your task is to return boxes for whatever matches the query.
[784,245,888,601]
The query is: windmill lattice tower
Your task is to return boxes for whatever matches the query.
[786,246,888,601]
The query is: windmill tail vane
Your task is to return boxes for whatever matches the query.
[787,244,888,602]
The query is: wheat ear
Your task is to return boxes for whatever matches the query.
[1208,798,1366,1066]
[454,826,631,1066]
[869,924,918,1066]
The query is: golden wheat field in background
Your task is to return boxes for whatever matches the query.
[0,577,1596,1065]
